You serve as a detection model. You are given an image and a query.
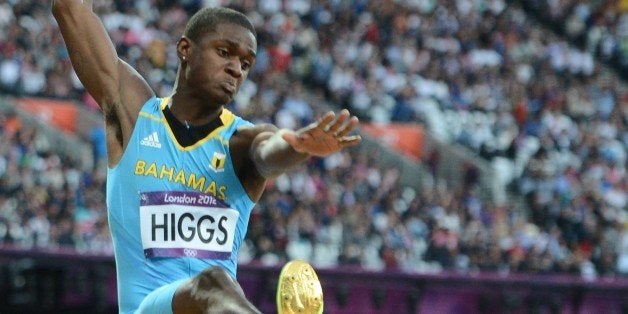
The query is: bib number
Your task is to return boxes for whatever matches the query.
[139,191,239,259]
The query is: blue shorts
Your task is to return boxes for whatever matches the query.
[136,278,189,314]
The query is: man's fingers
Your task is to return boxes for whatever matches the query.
[334,116,359,138]
[318,111,336,132]
[339,135,362,146]
[306,110,360,142]
[325,109,350,133]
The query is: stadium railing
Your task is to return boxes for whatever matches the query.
[1,246,626,314]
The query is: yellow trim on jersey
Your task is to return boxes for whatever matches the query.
[159,97,170,110]
[134,97,171,122]
[158,97,235,151]
[139,111,162,122]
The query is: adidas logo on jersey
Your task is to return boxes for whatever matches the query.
[140,132,162,148]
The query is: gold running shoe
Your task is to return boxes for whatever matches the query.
[277,260,324,314]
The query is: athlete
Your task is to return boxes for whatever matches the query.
[52,1,360,313]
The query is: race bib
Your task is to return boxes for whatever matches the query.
[139,191,239,259]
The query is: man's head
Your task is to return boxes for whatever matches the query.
[177,7,257,107]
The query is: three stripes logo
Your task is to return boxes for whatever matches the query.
[140,132,162,148]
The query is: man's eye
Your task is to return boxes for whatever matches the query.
[217,48,228,57]
[241,61,251,71]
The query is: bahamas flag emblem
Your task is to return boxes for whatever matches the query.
[210,152,226,172]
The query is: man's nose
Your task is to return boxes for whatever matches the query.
[225,59,243,78]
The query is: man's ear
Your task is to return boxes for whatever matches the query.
[177,37,192,62]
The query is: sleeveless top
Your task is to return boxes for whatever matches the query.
[106,96,255,312]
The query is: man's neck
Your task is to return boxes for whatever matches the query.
[168,94,224,126]
[163,105,224,147]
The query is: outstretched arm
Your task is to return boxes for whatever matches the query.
[52,0,153,164]
[252,109,361,179]
[52,0,152,108]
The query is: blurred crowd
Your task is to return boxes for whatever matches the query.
[519,0,628,80]
[0,0,626,278]
[0,109,111,254]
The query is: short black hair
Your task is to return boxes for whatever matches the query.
[183,7,256,42]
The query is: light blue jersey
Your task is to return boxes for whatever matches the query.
[106,97,256,313]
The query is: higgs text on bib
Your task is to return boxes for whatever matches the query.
[139,191,239,259]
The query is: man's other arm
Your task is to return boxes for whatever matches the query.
[251,110,361,179]
[52,0,153,164]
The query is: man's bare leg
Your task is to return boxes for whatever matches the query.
[173,266,261,314]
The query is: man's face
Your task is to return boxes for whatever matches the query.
[184,23,257,105]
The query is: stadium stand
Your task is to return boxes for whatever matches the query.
[0,0,626,284]
[518,0,628,80]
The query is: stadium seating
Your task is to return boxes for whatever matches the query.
[0,0,625,280]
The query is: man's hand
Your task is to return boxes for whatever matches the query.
[282,109,361,157]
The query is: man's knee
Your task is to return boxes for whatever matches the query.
[175,266,260,314]
[200,266,232,283]
[195,266,240,293]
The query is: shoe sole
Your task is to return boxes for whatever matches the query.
[276,260,324,314]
